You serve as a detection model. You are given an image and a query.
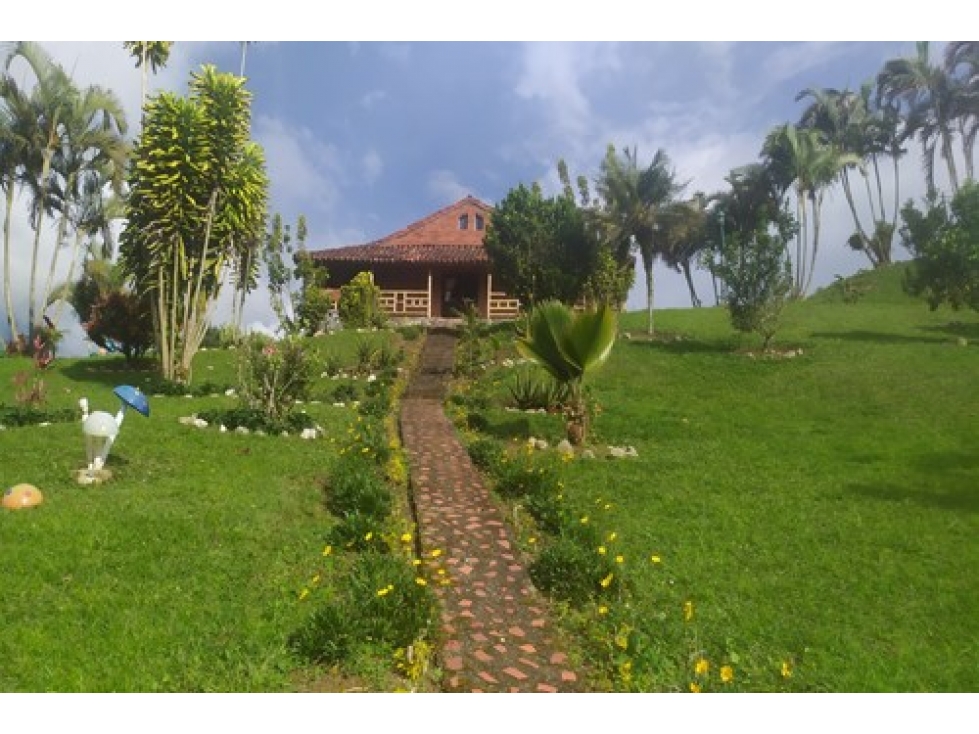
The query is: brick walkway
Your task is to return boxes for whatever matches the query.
[400,329,581,692]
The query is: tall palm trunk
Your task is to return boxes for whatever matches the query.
[3,181,19,342]
[642,247,654,335]
[27,147,55,342]
[681,259,701,308]
[941,126,960,193]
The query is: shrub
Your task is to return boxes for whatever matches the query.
[339,272,382,329]
[524,483,571,536]
[325,512,392,553]
[397,325,424,341]
[529,532,617,607]
[508,367,569,411]
[290,553,436,665]
[331,382,360,403]
[325,455,392,521]
[237,334,313,422]
[0,404,76,428]
[493,454,558,500]
[84,290,154,363]
[354,336,378,375]
[467,437,505,473]
[195,406,315,434]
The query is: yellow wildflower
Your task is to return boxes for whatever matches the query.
[597,545,607,555]
[311,574,321,585]
[607,532,617,542]
[720,665,734,683]
[603,503,612,511]
[694,658,709,676]
[650,554,662,564]
[689,682,702,693]
[415,577,428,586]
[377,585,393,597]
[615,554,624,564]
[322,545,333,557]
[430,548,442,558]
[400,532,412,543]
[600,572,614,589]
[580,516,589,525]
[684,601,694,622]
[598,605,609,616]
[365,531,373,541]
[298,588,310,601]
[528,537,537,545]
[412,559,422,566]
[781,661,793,679]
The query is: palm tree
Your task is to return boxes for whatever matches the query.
[944,41,979,182]
[797,84,904,267]
[878,42,960,196]
[761,123,857,297]
[123,41,173,114]
[658,194,709,308]
[0,71,32,344]
[41,84,128,325]
[3,41,77,344]
[516,300,616,445]
[595,144,684,335]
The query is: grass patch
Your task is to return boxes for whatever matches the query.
[0,328,424,692]
[452,264,979,692]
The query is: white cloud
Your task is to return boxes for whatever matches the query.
[362,149,384,185]
[360,89,387,109]
[253,114,344,215]
[426,169,475,205]
[514,42,621,143]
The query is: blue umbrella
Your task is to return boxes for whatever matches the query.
[113,385,150,417]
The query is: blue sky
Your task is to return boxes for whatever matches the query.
[2,27,966,351]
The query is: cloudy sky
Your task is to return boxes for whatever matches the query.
[1,20,967,350]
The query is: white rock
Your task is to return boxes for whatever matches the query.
[178,416,196,425]
[333,402,345,408]
[534,439,549,450]
[556,439,574,455]
[235,426,250,435]
[219,424,227,433]
[224,388,236,397]
[582,449,596,459]
[193,418,208,429]
[255,429,266,436]
[609,447,627,459]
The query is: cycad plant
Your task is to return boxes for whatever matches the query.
[516,301,616,445]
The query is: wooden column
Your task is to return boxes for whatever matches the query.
[426,270,432,319]
[486,272,493,320]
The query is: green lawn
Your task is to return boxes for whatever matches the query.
[454,265,979,692]
[3,266,977,692]
[0,330,412,692]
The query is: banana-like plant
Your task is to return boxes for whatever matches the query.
[516,301,616,445]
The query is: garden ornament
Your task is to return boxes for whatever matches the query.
[78,385,150,477]
[2,483,44,509]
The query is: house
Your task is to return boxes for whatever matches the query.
[310,196,520,321]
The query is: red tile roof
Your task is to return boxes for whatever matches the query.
[311,195,493,266]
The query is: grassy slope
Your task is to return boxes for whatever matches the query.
[478,264,979,691]
[0,334,387,691]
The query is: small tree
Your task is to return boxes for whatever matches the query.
[516,301,616,445]
[484,182,602,307]
[715,218,795,351]
[339,271,383,329]
[120,65,269,383]
[900,181,979,312]
[85,291,154,363]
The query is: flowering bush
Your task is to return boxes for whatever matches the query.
[236,334,312,422]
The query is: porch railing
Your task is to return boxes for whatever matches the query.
[379,289,430,317]
[488,292,521,320]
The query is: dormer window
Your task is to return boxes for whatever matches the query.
[475,214,484,231]
[458,214,469,230]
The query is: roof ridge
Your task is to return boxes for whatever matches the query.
[368,195,491,247]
